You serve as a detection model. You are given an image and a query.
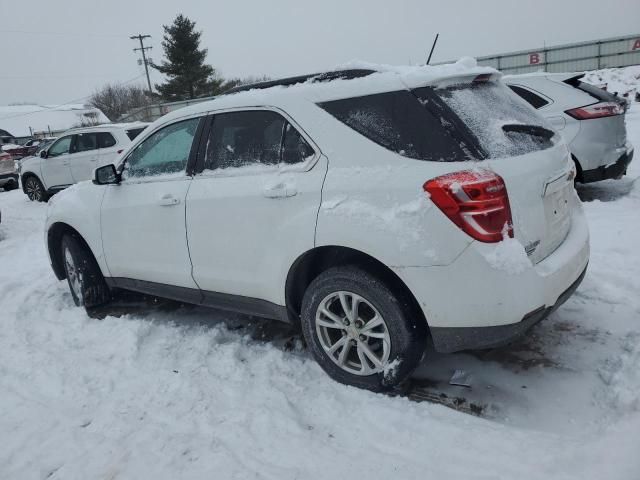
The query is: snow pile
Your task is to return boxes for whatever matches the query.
[321,190,437,261]
[482,236,531,274]
[582,65,640,101]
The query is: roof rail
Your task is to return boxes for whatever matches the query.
[225,69,377,94]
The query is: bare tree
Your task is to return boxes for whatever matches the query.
[89,84,153,121]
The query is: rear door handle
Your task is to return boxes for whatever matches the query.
[158,193,181,206]
[263,184,297,198]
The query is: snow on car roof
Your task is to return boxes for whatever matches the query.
[156,58,498,126]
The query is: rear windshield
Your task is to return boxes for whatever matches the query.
[319,81,555,162]
[424,82,555,158]
[126,127,147,141]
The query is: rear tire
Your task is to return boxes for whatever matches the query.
[24,176,48,202]
[61,235,110,309]
[300,266,426,392]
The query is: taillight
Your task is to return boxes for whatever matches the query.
[424,170,513,243]
[565,102,624,120]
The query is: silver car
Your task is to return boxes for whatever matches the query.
[504,73,633,183]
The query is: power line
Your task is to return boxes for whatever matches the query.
[131,34,153,94]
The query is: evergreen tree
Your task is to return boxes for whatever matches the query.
[152,14,222,100]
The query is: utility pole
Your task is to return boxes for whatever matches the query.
[130,34,153,94]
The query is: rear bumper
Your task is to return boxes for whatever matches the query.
[392,198,590,353]
[581,144,634,183]
[429,265,587,352]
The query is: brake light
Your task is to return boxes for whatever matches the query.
[424,170,513,243]
[565,102,624,120]
[473,73,492,83]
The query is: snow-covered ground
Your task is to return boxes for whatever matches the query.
[1,104,640,480]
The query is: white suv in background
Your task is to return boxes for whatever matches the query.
[504,73,633,183]
[19,123,148,201]
[45,63,589,391]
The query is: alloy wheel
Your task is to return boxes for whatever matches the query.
[64,247,83,301]
[315,291,391,375]
[25,178,42,201]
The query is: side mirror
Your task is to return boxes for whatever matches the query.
[40,150,48,159]
[93,164,121,185]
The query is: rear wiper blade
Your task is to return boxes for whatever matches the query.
[502,124,555,140]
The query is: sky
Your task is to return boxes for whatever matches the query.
[1,0,639,105]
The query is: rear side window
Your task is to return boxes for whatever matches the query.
[283,123,315,164]
[126,127,146,141]
[318,91,470,162]
[204,110,314,170]
[75,133,97,152]
[97,132,116,148]
[508,85,550,109]
[422,82,555,159]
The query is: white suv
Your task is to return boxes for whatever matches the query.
[45,63,589,391]
[504,73,634,183]
[20,123,148,201]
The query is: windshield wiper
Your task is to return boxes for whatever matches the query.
[502,124,555,140]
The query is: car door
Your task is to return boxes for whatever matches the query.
[100,116,203,293]
[96,131,121,167]
[68,132,100,182]
[186,109,327,306]
[40,135,75,189]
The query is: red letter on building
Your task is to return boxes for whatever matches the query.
[529,53,541,65]
[632,39,640,51]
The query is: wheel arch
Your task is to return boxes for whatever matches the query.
[47,222,97,281]
[20,171,43,193]
[285,245,428,331]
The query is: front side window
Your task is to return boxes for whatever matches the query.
[48,136,73,157]
[75,133,98,153]
[124,117,200,178]
[204,110,314,171]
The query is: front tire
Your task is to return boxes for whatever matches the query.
[300,266,426,392]
[24,176,48,202]
[61,235,110,309]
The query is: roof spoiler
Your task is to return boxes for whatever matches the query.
[561,73,586,86]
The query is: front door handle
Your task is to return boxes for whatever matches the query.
[262,183,297,198]
[158,193,181,206]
